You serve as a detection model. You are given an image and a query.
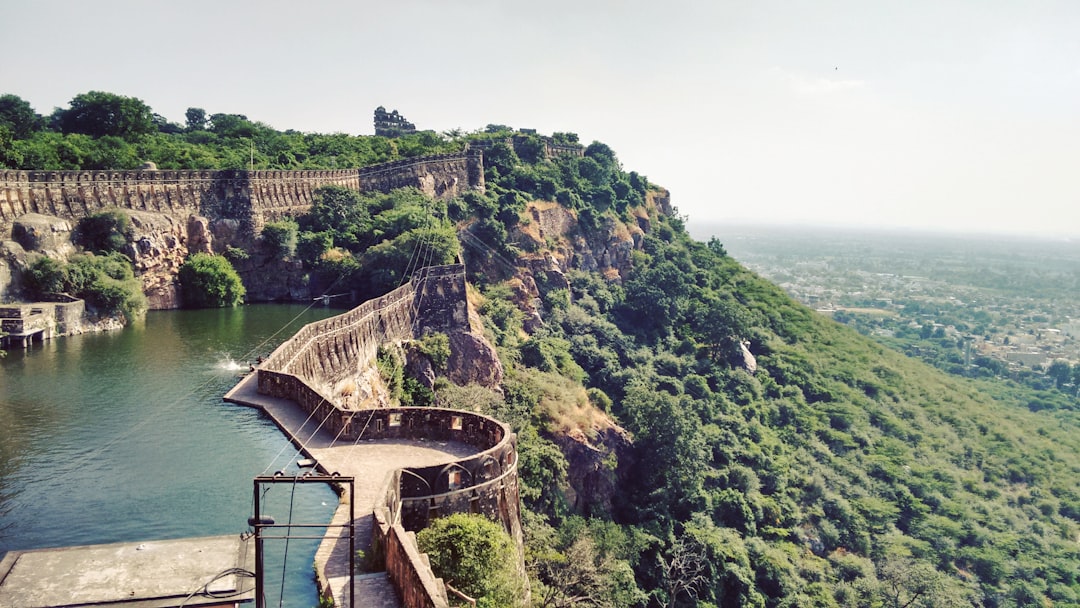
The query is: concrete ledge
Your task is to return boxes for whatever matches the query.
[0,535,253,608]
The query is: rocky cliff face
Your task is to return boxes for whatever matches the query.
[445,330,504,388]
[121,211,208,309]
[2,214,77,301]
[233,254,313,303]
[511,200,645,281]
[494,195,672,516]
[552,425,634,517]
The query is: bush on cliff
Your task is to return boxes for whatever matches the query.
[295,186,460,298]
[73,210,134,254]
[178,253,245,308]
[260,219,298,259]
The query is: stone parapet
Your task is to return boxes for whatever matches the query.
[1,152,481,236]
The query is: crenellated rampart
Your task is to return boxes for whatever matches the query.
[256,264,470,437]
[0,151,484,235]
[357,150,484,200]
[371,408,523,608]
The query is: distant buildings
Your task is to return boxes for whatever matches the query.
[374,106,416,138]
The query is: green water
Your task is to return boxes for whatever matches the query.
[0,304,341,606]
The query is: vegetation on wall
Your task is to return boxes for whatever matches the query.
[72,210,134,254]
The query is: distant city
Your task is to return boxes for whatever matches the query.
[696,223,1080,396]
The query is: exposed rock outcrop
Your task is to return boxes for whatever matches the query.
[11,214,76,257]
[446,331,504,389]
[550,424,633,517]
[506,197,662,287]
[123,211,197,310]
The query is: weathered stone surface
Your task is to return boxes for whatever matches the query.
[122,211,190,310]
[739,340,758,373]
[0,240,27,301]
[237,257,311,303]
[11,213,75,255]
[405,346,437,390]
[506,201,646,284]
[551,424,633,517]
[647,187,672,215]
[446,331,504,389]
[186,215,214,255]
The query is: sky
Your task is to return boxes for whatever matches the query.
[4,0,1080,237]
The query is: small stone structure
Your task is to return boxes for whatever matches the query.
[374,107,417,138]
[0,298,86,348]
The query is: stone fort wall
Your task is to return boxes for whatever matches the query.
[256,264,469,420]
[0,151,484,234]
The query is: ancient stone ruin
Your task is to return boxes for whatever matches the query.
[374,106,417,138]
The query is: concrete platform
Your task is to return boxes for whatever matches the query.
[0,534,253,608]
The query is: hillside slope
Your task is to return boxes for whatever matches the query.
[458,135,1080,607]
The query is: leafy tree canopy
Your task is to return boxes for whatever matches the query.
[55,91,155,141]
[0,94,42,139]
[417,513,524,606]
[177,253,245,308]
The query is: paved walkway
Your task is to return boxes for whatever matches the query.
[225,373,476,607]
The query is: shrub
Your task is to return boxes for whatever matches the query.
[73,210,133,254]
[260,218,298,259]
[296,230,333,266]
[416,332,451,371]
[224,245,249,263]
[178,253,245,308]
[22,255,66,295]
[22,252,145,320]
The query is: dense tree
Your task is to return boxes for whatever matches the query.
[260,219,298,259]
[416,513,524,606]
[0,94,43,138]
[0,125,20,168]
[184,107,207,131]
[177,253,245,308]
[1046,359,1072,389]
[73,210,134,254]
[56,91,155,140]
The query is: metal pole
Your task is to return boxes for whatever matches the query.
[350,478,355,608]
[253,481,264,608]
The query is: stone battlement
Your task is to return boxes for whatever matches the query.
[256,264,469,436]
[0,151,484,234]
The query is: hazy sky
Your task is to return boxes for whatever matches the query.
[4,0,1079,237]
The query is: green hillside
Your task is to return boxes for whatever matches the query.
[459,133,1080,607]
[6,91,1080,607]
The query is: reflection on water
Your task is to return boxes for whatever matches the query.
[0,304,341,606]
